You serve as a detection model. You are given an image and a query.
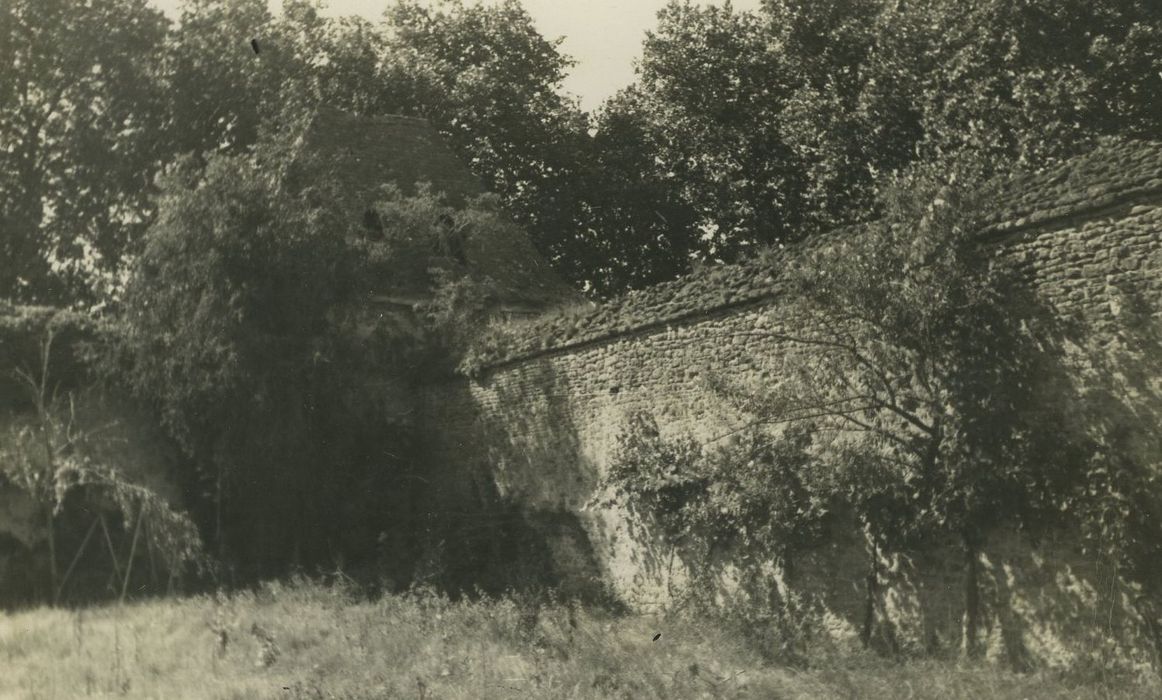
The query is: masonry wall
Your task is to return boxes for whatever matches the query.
[420,168,1162,669]
[997,197,1162,322]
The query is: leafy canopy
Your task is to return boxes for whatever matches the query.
[112,137,411,577]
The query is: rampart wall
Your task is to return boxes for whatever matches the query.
[420,139,1162,668]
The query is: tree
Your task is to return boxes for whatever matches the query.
[768,0,1162,226]
[160,0,343,160]
[564,89,702,296]
[158,0,597,295]
[598,156,1162,656]
[379,0,594,291]
[112,138,407,578]
[585,0,1162,291]
[1,322,205,604]
[600,160,1091,656]
[282,5,388,116]
[906,0,1162,164]
[593,2,804,272]
[765,0,920,230]
[734,163,1077,654]
[0,0,169,302]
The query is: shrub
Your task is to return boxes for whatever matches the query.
[1,327,205,605]
[111,146,416,581]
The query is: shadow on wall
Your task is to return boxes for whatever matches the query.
[404,269,1162,670]
[584,311,1162,672]
[978,534,1156,672]
[821,299,1162,668]
[478,357,598,510]
[865,531,1159,671]
[638,487,1162,671]
[417,358,610,603]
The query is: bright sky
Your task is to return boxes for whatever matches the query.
[148,0,764,112]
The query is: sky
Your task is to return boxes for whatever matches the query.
[148,0,764,112]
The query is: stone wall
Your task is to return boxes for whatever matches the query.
[996,197,1162,325]
[419,139,1162,669]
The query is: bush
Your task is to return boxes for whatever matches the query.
[1,326,205,606]
[112,147,417,581]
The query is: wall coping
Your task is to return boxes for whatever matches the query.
[466,139,1162,375]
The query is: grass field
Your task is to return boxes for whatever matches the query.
[0,579,1156,699]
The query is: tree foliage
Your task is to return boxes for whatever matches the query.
[0,0,169,302]
[596,4,802,267]
[600,412,826,573]
[585,0,1162,292]
[2,0,592,302]
[2,0,1161,620]
[376,1,593,290]
[111,140,418,579]
[770,166,1087,655]
[1,327,205,605]
[600,161,1162,658]
[597,413,830,662]
[6,0,1159,301]
[109,128,544,582]
[783,0,1162,226]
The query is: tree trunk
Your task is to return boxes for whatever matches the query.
[963,534,982,659]
[861,541,878,649]
[46,506,59,605]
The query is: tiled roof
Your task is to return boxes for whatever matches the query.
[469,253,795,370]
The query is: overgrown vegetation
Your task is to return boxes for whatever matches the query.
[98,128,565,590]
[2,578,1158,700]
[597,413,830,664]
[1,113,578,604]
[598,163,1162,665]
[1,318,205,607]
[3,2,1161,687]
[586,0,1162,293]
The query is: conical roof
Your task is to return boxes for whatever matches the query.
[299,108,488,209]
[293,107,577,311]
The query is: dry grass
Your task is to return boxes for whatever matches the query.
[0,579,1156,699]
